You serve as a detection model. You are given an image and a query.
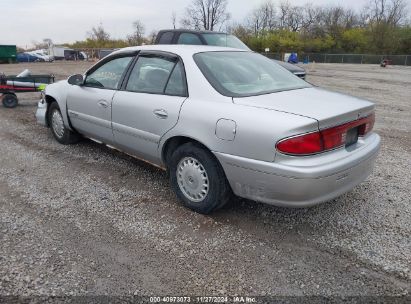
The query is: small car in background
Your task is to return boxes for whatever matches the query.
[36,45,380,214]
[16,53,42,63]
[274,60,306,80]
[155,29,306,80]
[28,51,54,62]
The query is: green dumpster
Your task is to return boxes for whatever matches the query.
[0,45,17,64]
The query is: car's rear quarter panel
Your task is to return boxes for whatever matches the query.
[160,97,319,163]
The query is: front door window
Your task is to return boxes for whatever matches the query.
[84,56,133,89]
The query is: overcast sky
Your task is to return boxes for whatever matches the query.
[0,0,395,47]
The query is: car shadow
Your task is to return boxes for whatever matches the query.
[79,137,369,238]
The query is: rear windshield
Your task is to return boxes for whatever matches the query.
[201,33,250,50]
[194,51,310,97]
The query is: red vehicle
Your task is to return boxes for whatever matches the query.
[0,74,54,108]
[380,59,393,67]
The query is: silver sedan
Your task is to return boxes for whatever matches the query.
[36,45,380,214]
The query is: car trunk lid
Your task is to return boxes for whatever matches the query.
[233,87,375,129]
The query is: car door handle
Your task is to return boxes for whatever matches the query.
[98,101,109,108]
[153,109,168,119]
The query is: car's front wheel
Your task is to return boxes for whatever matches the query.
[48,102,80,145]
[169,142,232,214]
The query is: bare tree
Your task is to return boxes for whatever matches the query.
[127,20,145,46]
[148,30,158,44]
[88,24,110,41]
[300,3,323,33]
[248,0,276,35]
[247,8,264,35]
[277,1,304,32]
[31,38,54,50]
[172,12,177,29]
[363,0,407,25]
[342,9,359,29]
[278,1,291,30]
[288,9,304,32]
[321,6,347,37]
[301,5,359,39]
[260,0,277,31]
[360,0,408,52]
[181,0,231,31]
[43,38,53,48]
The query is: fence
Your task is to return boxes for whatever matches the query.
[48,48,411,66]
[48,48,117,62]
[263,52,411,66]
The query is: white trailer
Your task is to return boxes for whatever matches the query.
[49,46,72,60]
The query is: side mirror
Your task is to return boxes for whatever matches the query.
[68,74,84,86]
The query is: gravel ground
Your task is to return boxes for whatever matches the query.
[0,62,410,300]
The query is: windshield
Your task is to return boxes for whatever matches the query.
[201,34,250,50]
[194,51,310,97]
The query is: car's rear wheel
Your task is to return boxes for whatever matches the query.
[169,142,231,214]
[48,102,80,144]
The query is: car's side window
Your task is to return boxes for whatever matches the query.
[125,56,187,96]
[84,56,133,90]
[177,33,202,45]
[158,32,174,44]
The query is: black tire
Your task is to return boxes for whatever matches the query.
[2,94,18,108]
[48,102,80,145]
[169,142,232,214]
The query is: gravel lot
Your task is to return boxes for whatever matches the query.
[0,61,410,299]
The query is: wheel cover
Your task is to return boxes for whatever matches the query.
[51,110,65,138]
[3,95,17,107]
[177,157,209,203]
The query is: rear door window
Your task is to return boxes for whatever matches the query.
[125,56,187,97]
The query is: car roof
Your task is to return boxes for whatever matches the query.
[111,44,248,57]
[158,29,228,35]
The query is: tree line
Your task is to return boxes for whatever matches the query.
[232,0,411,54]
[35,0,410,55]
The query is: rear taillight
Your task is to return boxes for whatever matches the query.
[358,112,375,136]
[276,113,375,156]
[276,132,323,155]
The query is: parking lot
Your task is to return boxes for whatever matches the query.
[0,62,410,297]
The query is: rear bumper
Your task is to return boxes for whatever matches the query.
[214,133,381,207]
[35,100,47,126]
